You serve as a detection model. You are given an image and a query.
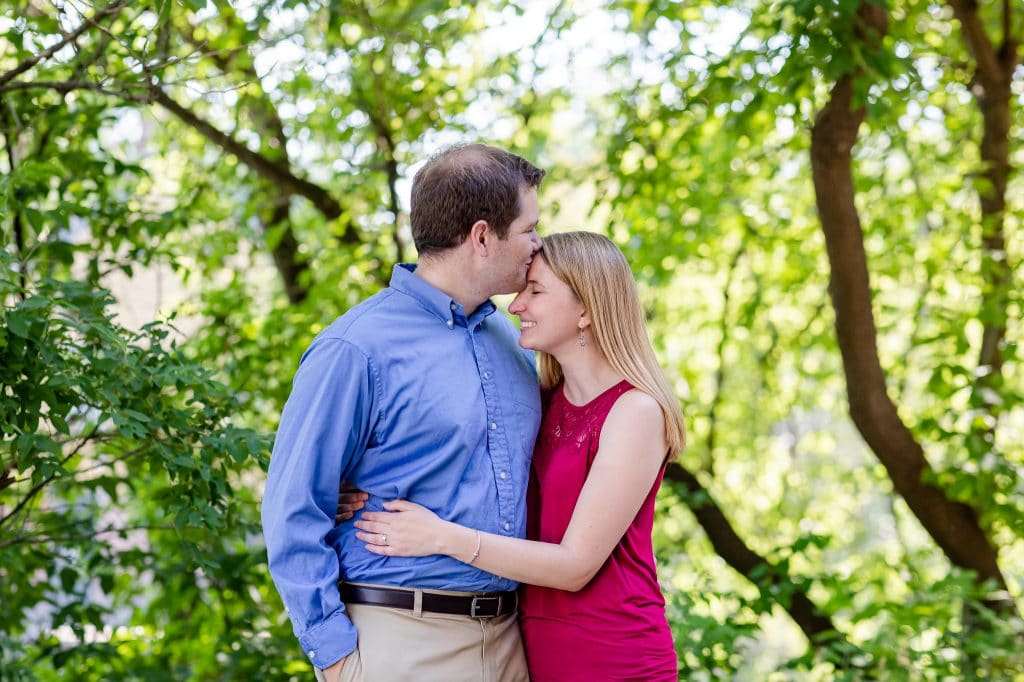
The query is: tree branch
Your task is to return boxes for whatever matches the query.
[370,113,405,265]
[946,0,1009,83]
[148,86,358,242]
[0,105,28,297]
[0,459,17,493]
[0,523,177,549]
[72,444,148,479]
[1002,0,1012,50]
[0,79,149,98]
[178,19,320,304]
[0,0,130,88]
[665,463,845,646]
[0,424,98,528]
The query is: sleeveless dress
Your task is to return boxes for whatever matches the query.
[519,380,677,681]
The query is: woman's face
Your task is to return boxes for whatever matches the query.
[508,255,586,353]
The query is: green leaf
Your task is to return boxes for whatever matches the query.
[50,413,71,435]
[6,312,31,338]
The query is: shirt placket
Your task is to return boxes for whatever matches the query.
[468,320,517,542]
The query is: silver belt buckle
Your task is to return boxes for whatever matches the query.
[470,595,501,618]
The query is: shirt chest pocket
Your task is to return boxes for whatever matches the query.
[507,383,542,483]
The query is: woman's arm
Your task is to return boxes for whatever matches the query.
[354,389,668,591]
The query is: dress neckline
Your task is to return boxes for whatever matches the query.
[558,379,632,410]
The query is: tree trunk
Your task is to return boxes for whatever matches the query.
[809,2,1011,604]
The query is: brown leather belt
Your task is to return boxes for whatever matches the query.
[340,582,517,619]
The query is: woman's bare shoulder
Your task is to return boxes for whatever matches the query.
[600,388,667,455]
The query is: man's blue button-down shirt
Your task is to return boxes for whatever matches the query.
[261,263,541,669]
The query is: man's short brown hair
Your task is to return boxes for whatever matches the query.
[410,144,545,255]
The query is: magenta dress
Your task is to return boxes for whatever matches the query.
[519,381,677,681]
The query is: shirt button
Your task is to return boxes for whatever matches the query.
[490,422,497,430]
[308,651,316,658]
[503,522,511,531]
[499,471,508,480]
[446,320,454,328]
[484,371,491,380]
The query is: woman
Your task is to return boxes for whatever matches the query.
[353,231,686,681]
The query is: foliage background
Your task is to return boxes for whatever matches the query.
[1,0,1022,679]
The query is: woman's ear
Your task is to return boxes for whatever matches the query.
[578,311,591,330]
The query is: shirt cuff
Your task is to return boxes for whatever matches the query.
[297,609,357,669]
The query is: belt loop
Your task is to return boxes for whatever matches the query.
[412,589,423,618]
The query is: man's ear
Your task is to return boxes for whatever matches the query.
[469,220,491,257]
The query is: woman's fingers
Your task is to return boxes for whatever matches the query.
[362,542,388,555]
[356,531,409,556]
[382,499,420,512]
[359,511,393,523]
[356,531,391,552]
[355,531,381,544]
[353,519,389,534]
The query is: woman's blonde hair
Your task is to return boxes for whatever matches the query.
[537,231,686,456]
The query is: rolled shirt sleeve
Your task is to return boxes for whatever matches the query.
[261,336,379,669]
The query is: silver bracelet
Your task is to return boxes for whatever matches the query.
[468,530,482,564]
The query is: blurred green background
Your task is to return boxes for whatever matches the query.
[1,0,1022,679]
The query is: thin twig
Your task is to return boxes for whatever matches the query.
[0,0,131,87]
[0,424,99,528]
[72,444,149,479]
[0,523,178,549]
[0,79,150,100]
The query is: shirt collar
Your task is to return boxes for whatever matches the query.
[390,263,497,328]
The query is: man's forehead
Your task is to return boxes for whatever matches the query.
[519,190,539,216]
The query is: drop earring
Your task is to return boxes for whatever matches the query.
[578,328,586,348]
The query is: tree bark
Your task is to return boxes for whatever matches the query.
[809,2,1010,601]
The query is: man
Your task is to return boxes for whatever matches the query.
[262,143,545,681]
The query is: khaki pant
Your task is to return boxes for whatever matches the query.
[314,585,529,682]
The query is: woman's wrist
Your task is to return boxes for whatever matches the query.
[438,521,478,563]
[435,520,458,556]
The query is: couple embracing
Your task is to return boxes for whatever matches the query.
[262,144,685,681]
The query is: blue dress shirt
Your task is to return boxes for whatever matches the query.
[261,263,541,669]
